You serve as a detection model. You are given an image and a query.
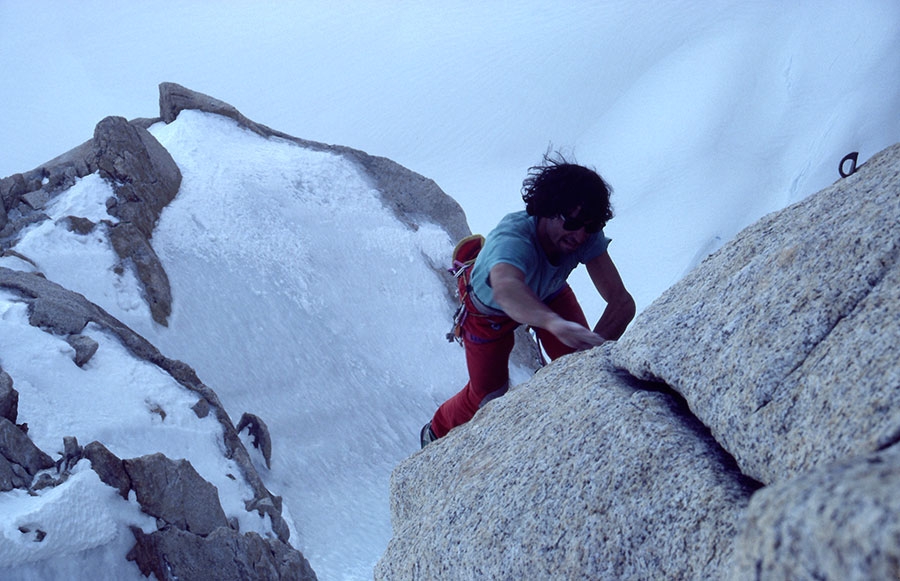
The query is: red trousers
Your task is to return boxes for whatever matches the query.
[430,284,588,438]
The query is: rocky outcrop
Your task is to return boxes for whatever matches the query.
[128,525,317,581]
[377,143,900,579]
[611,143,900,485]
[0,368,17,422]
[91,115,181,326]
[91,115,182,240]
[123,453,229,536]
[4,82,469,329]
[377,346,760,579]
[0,416,54,491]
[82,440,131,499]
[0,266,312,576]
[0,265,291,533]
[729,445,900,580]
[1,369,35,492]
[0,141,94,243]
[2,82,486,579]
[0,116,179,326]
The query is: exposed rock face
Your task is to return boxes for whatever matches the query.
[611,143,900,485]
[0,369,17,422]
[0,416,54,490]
[0,266,311,576]
[0,265,292,532]
[377,347,760,580]
[91,115,182,239]
[729,445,900,580]
[1,116,179,326]
[92,115,181,326]
[1,82,478,579]
[82,440,131,499]
[0,141,94,243]
[123,453,229,536]
[0,371,31,493]
[65,333,99,367]
[129,526,317,581]
[378,143,900,579]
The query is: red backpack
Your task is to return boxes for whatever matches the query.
[446,234,484,343]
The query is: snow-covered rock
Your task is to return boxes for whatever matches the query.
[0,82,479,579]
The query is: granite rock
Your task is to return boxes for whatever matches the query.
[123,453,228,536]
[82,440,131,499]
[0,368,17,423]
[729,445,900,580]
[0,266,293,543]
[376,346,759,580]
[0,417,54,477]
[611,143,900,485]
[90,115,180,325]
[128,525,317,581]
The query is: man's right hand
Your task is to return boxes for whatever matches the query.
[545,318,607,351]
[491,263,607,352]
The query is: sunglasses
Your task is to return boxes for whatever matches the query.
[557,214,603,234]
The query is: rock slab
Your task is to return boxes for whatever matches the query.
[376,347,758,580]
[612,143,900,485]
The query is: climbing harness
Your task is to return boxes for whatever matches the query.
[444,233,547,368]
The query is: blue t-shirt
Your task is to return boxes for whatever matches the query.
[469,211,611,313]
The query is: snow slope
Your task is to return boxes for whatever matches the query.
[3,110,473,579]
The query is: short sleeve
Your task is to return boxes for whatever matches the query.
[579,232,611,264]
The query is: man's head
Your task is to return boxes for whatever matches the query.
[521,152,614,230]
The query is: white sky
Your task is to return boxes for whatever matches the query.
[0,2,898,579]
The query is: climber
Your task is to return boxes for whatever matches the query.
[421,152,635,447]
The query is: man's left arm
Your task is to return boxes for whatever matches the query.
[585,251,636,340]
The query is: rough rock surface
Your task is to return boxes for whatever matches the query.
[128,525,317,581]
[0,368,17,422]
[376,346,760,580]
[1,115,180,327]
[123,453,229,536]
[91,115,182,239]
[729,445,900,580]
[82,440,131,499]
[0,141,94,243]
[0,417,54,478]
[0,372,46,493]
[91,115,181,326]
[65,333,99,367]
[611,143,900,485]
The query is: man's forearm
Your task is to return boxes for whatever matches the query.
[593,292,636,340]
[492,277,564,329]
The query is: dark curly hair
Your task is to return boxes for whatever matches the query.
[521,152,613,227]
